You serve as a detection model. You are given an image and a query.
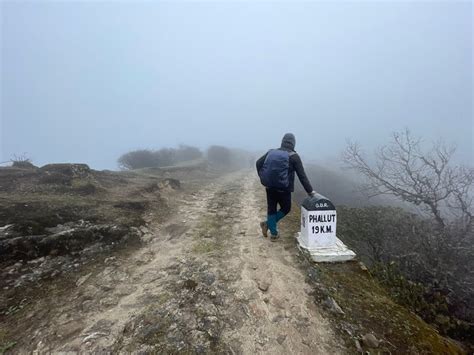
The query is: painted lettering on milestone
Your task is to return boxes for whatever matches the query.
[308,214,336,223]
[312,225,333,233]
[314,202,328,208]
[305,210,337,236]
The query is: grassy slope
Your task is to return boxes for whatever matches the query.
[279,205,465,354]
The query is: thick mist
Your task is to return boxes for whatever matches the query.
[1,1,472,169]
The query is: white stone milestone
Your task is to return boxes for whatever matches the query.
[297,195,355,263]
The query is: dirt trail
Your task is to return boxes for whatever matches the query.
[11,171,344,354]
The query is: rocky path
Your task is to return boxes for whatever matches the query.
[9,171,344,354]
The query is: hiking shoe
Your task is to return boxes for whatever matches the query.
[260,221,268,238]
[270,233,280,242]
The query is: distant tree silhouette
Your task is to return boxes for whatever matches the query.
[207,145,231,167]
[118,150,157,170]
[174,145,203,163]
[118,146,203,170]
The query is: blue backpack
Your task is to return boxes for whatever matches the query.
[259,149,295,189]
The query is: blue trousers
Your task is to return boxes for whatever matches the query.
[265,188,292,236]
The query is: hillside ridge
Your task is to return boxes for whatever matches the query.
[0,167,465,353]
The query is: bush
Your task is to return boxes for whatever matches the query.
[154,148,175,167]
[118,150,158,170]
[207,145,231,167]
[118,146,203,170]
[207,146,254,170]
[11,154,35,169]
[174,145,203,163]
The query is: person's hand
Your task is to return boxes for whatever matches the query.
[308,191,317,197]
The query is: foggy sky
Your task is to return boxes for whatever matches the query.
[1,1,472,169]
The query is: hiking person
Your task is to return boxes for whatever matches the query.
[256,133,316,241]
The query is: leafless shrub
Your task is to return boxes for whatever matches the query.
[343,129,473,233]
[342,129,474,341]
[11,153,35,168]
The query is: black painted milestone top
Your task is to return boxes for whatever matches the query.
[302,193,336,211]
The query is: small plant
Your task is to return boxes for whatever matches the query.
[11,153,34,168]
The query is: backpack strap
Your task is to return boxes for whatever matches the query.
[263,149,273,164]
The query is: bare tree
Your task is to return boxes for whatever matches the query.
[342,130,474,334]
[343,129,473,234]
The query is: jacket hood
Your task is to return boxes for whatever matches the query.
[281,133,296,151]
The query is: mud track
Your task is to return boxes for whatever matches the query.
[5,171,344,354]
